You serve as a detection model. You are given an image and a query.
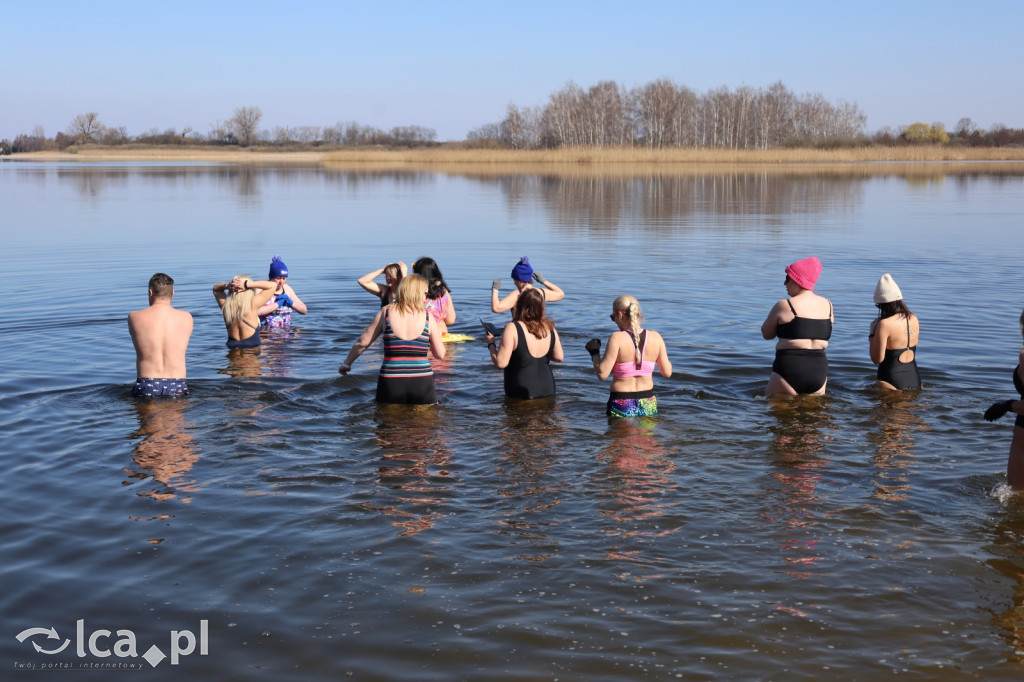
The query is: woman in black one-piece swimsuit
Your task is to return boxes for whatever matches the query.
[869,274,921,391]
[983,309,1024,490]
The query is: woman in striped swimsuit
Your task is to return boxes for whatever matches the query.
[339,274,446,404]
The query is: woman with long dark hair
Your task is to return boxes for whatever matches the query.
[869,273,921,390]
[485,288,563,399]
[413,257,456,336]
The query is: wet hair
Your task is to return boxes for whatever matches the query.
[394,274,428,315]
[1019,308,1024,340]
[513,287,554,338]
[149,273,174,299]
[876,300,912,320]
[413,257,450,300]
[221,275,256,326]
[613,295,645,365]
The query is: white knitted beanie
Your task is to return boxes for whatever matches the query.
[873,273,903,304]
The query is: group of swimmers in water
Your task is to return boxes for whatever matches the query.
[127,254,1024,489]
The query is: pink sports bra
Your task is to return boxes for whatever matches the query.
[612,330,656,378]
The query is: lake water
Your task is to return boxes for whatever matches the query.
[3,160,1024,679]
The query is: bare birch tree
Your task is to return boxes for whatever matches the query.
[230,106,263,147]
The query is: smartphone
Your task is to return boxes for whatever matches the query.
[479,318,501,337]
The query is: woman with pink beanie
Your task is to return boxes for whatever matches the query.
[760,256,834,396]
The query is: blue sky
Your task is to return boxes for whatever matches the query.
[4,0,1020,141]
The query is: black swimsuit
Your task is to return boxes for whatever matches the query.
[1014,365,1024,429]
[503,322,556,399]
[772,299,832,394]
[226,317,261,349]
[876,317,920,389]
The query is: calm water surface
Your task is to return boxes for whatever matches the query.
[3,161,1024,680]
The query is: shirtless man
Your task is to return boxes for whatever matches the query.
[127,273,193,397]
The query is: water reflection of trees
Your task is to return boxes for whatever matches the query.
[486,172,865,229]
[31,163,1024,212]
[42,165,439,199]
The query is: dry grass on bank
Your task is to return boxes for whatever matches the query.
[13,146,329,164]
[323,145,1024,166]
[11,144,1024,177]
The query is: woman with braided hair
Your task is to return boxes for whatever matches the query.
[586,295,672,417]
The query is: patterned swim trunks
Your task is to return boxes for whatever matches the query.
[607,389,657,417]
[132,377,189,398]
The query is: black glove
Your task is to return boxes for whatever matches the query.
[984,399,1015,422]
[585,338,601,357]
[532,271,545,284]
[491,278,502,292]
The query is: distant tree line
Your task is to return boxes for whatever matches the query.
[1,106,438,154]
[2,89,1023,156]
[465,79,1024,150]
[467,80,867,149]
[870,117,1024,147]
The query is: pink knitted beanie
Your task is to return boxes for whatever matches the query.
[785,257,822,291]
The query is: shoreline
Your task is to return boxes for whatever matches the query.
[8,145,1024,176]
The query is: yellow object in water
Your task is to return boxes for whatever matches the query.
[442,333,475,343]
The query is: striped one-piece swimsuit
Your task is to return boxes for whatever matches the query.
[376,309,437,404]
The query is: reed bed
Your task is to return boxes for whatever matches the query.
[321,145,1024,165]
[13,145,1024,178]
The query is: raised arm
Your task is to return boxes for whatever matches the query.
[357,266,386,296]
[492,290,518,314]
[243,279,279,308]
[213,281,230,308]
[533,272,564,303]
